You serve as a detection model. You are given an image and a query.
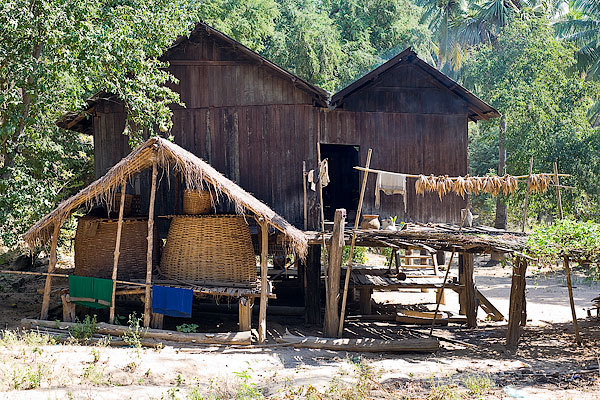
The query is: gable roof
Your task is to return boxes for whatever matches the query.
[330,48,500,121]
[24,137,308,258]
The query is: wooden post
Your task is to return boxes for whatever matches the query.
[316,142,328,292]
[506,257,528,349]
[61,294,76,322]
[338,148,372,337]
[238,297,254,332]
[143,159,158,328]
[258,219,269,343]
[563,256,581,345]
[40,221,61,320]
[521,156,534,232]
[303,245,322,325]
[110,181,127,323]
[458,254,466,315]
[302,161,308,231]
[325,209,345,337]
[150,313,164,329]
[462,253,477,328]
[430,251,456,336]
[359,288,372,315]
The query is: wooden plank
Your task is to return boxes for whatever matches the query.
[143,158,158,328]
[325,209,345,337]
[276,334,439,353]
[238,298,253,332]
[476,289,505,321]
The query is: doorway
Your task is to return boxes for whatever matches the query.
[320,143,360,221]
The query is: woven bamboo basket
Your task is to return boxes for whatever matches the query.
[74,216,158,280]
[183,190,213,215]
[160,215,257,284]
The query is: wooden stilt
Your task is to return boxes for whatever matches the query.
[40,222,61,320]
[258,219,269,343]
[303,245,322,325]
[563,256,581,345]
[325,209,345,337]
[458,254,466,315]
[506,257,527,349]
[61,294,76,322]
[429,251,455,337]
[359,288,372,315]
[238,297,254,332]
[338,148,372,337]
[110,180,127,324]
[143,159,158,328]
[521,156,534,232]
[150,313,164,329]
[462,253,477,328]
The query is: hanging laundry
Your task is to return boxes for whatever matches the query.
[152,285,193,318]
[375,172,407,212]
[68,275,113,309]
[307,169,316,191]
[319,159,330,187]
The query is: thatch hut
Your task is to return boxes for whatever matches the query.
[24,137,307,342]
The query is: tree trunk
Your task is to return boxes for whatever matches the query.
[494,115,507,229]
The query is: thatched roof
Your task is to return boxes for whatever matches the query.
[24,137,307,258]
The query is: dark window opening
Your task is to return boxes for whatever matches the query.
[320,143,360,221]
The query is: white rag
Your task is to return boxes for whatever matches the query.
[375,172,407,212]
[319,159,330,188]
[307,170,316,191]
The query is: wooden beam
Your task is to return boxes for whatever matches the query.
[258,219,269,344]
[563,256,581,345]
[325,209,345,337]
[476,290,505,321]
[302,161,307,231]
[506,257,527,349]
[40,222,61,320]
[143,158,158,328]
[521,156,534,232]
[338,148,372,337]
[110,181,127,324]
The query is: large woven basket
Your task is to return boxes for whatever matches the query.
[160,215,257,285]
[183,190,213,215]
[74,216,158,280]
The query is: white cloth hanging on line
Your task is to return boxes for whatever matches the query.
[375,171,407,212]
[307,169,316,191]
[319,159,330,187]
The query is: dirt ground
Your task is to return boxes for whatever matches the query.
[0,252,599,399]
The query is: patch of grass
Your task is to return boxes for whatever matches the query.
[427,382,463,400]
[0,329,55,348]
[463,374,494,399]
[82,364,112,386]
[176,323,199,333]
[233,369,264,399]
[69,315,98,342]
[11,363,48,390]
[123,312,143,348]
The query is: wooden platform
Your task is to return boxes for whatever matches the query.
[349,269,458,290]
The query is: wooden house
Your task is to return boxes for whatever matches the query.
[58,22,499,230]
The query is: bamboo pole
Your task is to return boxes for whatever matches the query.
[563,256,581,345]
[317,142,328,293]
[338,148,372,337]
[429,250,456,337]
[258,219,269,344]
[353,166,569,180]
[521,157,534,232]
[302,161,307,231]
[110,181,127,323]
[143,158,158,328]
[40,221,61,320]
[553,162,563,219]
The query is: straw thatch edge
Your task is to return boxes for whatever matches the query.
[23,137,307,259]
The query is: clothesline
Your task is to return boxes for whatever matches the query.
[353,166,570,180]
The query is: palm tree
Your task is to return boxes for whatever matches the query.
[554,0,600,122]
[416,0,468,69]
